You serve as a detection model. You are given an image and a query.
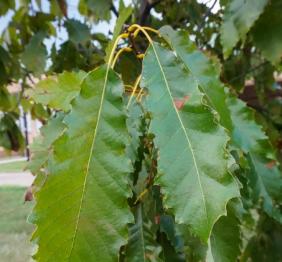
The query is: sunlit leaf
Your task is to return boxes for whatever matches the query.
[31,66,133,261]
[26,71,86,112]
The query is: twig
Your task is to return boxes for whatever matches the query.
[198,0,218,31]
[229,61,269,83]
[139,0,161,25]
[110,4,119,17]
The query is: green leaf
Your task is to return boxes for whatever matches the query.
[251,0,282,64]
[159,26,232,130]
[0,113,24,151]
[248,152,282,222]
[241,213,282,261]
[208,201,241,262]
[116,52,142,86]
[26,113,66,175]
[220,0,268,58]
[0,87,17,112]
[65,19,91,44]
[0,45,20,85]
[21,32,47,76]
[159,215,186,261]
[158,26,281,223]
[31,65,133,261]
[227,96,267,152]
[79,0,112,21]
[127,99,143,165]
[26,71,86,111]
[126,204,162,262]
[0,0,15,15]
[105,5,132,63]
[142,42,239,241]
[176,222,208,261]
[227,96,282,221]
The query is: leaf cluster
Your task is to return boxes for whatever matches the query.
[27,24,282,261]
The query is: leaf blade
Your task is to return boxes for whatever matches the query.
[220,0,268,58]
[26,71,86,112]
[32,65,133,261]
[142,43,239,241]
[159,26,232,130]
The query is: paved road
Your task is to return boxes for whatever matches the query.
[0,172,34,186]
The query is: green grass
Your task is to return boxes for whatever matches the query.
[0,160,27,173]
[0,187,34,262]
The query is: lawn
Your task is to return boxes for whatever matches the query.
[0,160,27,173]
[0,187,34,262]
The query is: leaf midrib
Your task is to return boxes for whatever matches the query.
[68,66,109,258]
[149,43,209,225]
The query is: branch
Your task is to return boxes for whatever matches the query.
[198,0,217,31]
[110,4,119,17]
[139,0,161,25]
[229,61,269,83]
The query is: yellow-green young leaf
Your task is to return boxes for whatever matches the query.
[220,0,268,58]
[26,71,86,112]
[26,113,66,175]
[159,26,232,130]
[31,66,133,261]
[142,43,239,241]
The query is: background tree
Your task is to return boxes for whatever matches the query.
[0,0,281,261]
